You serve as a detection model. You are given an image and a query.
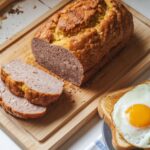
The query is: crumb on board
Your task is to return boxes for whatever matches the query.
[8,7,24,15]
[33,5,37,9]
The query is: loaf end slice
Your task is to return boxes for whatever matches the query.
[0,79,46,119]
[1,60,64,106]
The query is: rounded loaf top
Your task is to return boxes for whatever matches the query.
[34,0,133,72]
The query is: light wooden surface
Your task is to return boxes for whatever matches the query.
[0,2,149,150]
[0,54,149,150]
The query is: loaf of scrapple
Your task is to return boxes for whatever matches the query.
[32,0,133,86]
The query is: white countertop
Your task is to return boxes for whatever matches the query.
[0,0,150,150]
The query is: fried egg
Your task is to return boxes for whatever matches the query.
[112,83,150,148]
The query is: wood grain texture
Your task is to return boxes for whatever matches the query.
[0,0,15,11]
[0,1,149,150]
[0,0,71,52]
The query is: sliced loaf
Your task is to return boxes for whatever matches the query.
[1,60,64,106]
[32,0,133,86]
[0,79,46,119]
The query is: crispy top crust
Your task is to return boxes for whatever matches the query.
[35,0,133,72]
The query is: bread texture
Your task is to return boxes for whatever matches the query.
[1,60,64,106]
[98,83,150,150]
[32,0,134,86]
[0,78,46,119]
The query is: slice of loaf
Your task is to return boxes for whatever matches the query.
[0,79,46,119]
[1,60,64,106]
[98,87,137,150]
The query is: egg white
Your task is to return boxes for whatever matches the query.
[112,83,150,148]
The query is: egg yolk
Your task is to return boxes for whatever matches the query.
[126,104,150,128]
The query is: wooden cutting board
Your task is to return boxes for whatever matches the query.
[0,1,150,150]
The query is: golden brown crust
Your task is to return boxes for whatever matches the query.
[1,68,61,107]
[0,98,46,119]
[34,0,134,73]
[83,36,128,84]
